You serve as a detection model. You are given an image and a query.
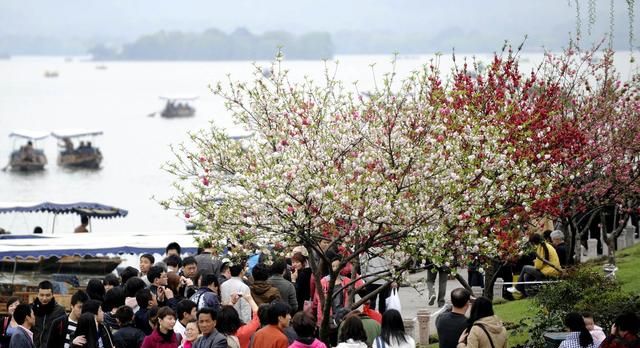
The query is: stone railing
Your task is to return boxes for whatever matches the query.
[403,308,432,345]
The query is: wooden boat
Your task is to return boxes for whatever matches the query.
[0,201,130,276]
[7,131,48,172]
[0,255,121,275]
[51,130,104,169]
[44,70,59,78]
[159,96,197,118]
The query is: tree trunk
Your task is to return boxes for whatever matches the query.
[319,270,337,345]
[562,218,577,264]
[454,273,472,292]
[568,218,580,263]
[482,262,496,300]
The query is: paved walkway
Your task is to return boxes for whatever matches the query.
[362,268,473,336]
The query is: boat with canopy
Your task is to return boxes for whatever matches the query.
[159,96,198,118]
[6,130,48,172]
[51,130,104,168]
[0,201,131,275]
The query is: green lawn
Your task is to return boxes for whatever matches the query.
[609,243,640,293]
[425,242,640,347]
[494,298,536,346]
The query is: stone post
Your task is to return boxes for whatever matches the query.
[416,309,431,345]
[404,318,416,342]
[617,235,626,250]
[493,279,504,300]
[587,239,598,260]
[624,219,635,248]
[471,286,483,298]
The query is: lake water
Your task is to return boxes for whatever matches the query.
[0,52,637,235]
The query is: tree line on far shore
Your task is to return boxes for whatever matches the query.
[89,27,334,61]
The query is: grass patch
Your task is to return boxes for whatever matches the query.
[613,243,640,293]
[583,241,640,293]
[494,298,535,346]
[426,243,640,347]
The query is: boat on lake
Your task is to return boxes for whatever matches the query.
[0,253,122,275]
[6,131,48,172]
[160,96,197,118]
[51,130,104,169]
[44,70,59,78]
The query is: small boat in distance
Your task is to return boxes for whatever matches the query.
[6,131,48,172]
[44,70,59,78]
[95,65,107,70]
[51,130,104,169]
[159,96,198,118]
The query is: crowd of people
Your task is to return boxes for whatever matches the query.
[435,287,640,348]
[0,240,413,348]
[1,233,639,348]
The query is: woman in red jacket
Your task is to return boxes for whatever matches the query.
[141,307,179,348]
[215,292,260,348]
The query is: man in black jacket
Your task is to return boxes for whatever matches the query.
[31,281,66,348]
[112,306,145,348]
[550,230,572,266]
[134,288,156,335]
[46,290,89,348]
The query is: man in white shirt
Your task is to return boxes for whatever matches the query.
[173,300,197,337]
[220,262,251,323]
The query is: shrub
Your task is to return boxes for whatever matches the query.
[575,291,640,332]
[535,268,620,313]
[517,267,625,348]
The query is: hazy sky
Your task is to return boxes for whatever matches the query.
[1,0,637,50]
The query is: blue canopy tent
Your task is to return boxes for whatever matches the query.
[0,202,128,218]
[0,244,197,259]
[0,201,128,234]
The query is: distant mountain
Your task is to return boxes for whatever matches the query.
[89,28,334,61]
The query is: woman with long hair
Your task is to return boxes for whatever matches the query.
[215,292,259,348]
[291,252,312,311]
[559,312,596,348]
[167,273,183,300]
[457,297,507,348]
[336,316,368,348]
[511,233,562,297]
[72,313,101,348]
[141,307,179,348]
[374,309,415,348]
[0,297,20,348]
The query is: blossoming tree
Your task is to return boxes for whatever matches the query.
[530,46,640,263]
[162,44,639,336]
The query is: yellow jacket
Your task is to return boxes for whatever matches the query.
[534,242,561,277]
